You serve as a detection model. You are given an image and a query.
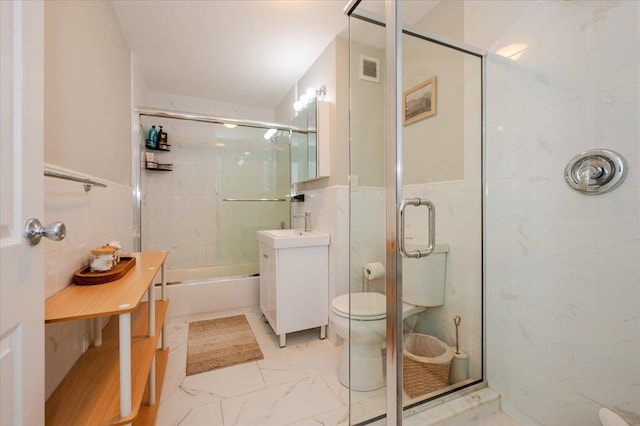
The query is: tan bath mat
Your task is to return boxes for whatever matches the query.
[186,314,264,376]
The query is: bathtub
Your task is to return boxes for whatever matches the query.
[161,264,260,318]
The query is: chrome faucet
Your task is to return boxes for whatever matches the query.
[304,212,311,232]
[293,212,312,232]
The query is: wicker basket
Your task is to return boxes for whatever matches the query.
[403,333,454,398]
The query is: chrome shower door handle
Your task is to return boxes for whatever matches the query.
[398,198,435,258]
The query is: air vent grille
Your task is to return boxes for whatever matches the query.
[359,55,380,83]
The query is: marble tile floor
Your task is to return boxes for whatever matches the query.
[157,306,517,426]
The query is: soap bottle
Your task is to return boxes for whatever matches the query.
[147,125,158,148]
[158,125,165,147]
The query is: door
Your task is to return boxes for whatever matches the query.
[348,1,484,424]
[0,2,45,425]
[398,25,484,420]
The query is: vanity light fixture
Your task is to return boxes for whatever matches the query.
[293,85,326,112]
[223,123,237,129]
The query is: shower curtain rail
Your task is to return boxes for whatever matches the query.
[136,107,309,133]
[44,170,107,192]
[222,198,287,202]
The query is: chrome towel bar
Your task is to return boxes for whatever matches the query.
[222,198,287,202]
[44,170,107,192]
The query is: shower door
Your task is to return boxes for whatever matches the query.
[139,116,291,282]
[348,2,484,424]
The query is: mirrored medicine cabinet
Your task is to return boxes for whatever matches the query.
[291,97,329,184]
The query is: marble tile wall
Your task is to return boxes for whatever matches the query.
[43,165,135,399]
[462,1,639,424]
[349,186,386,294]
[291,185,349,344]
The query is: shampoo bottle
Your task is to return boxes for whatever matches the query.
[147,125,158,148]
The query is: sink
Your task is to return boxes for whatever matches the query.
[257,229,330,249]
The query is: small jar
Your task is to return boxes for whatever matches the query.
[90,245,119,272]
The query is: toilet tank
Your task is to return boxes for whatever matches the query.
[402,241,448,307]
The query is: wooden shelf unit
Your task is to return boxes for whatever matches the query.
[44,251,170,426]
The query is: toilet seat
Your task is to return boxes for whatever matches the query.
[331,292,420,321]
[331,293,386,320]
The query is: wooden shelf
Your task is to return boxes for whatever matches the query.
[134,348,169,426]
[45,300,169,426]
[45,251,169,322]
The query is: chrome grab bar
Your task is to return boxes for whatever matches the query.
[222,198,287,202]
[44,170,107,192]
[398,197,435,258]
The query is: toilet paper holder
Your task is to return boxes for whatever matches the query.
[362,262,385,291]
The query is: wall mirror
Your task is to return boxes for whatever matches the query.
[290,88,329,184]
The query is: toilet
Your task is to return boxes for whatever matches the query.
[330,242,449,391]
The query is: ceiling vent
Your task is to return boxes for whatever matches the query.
[359,55,380,83]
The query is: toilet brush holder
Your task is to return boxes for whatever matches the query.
[449,351,469,383]
[449,315,468,383]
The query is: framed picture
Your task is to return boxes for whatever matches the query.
[403,76,437,125]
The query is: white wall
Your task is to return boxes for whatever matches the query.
[146,91,274,123]
[44,0,132,187]
[275,37,350,189]
[402,22,465,184]
[461,1,640,424]
[43,1,138,399]
[350,40,385,187]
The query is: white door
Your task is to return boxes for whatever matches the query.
[0,2,45,425]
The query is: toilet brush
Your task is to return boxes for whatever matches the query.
[454,315,461,354]
[449,315,469,383]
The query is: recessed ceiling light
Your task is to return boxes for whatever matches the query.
[496,43,528,60]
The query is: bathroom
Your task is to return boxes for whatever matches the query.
[1,0,637,425]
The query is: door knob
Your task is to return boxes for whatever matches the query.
[24,218,66,246]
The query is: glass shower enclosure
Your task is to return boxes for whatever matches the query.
[347,1,485,423]
[139,113,295,283]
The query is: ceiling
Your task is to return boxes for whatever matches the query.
[112,0,349,110]
[112,1,441,111]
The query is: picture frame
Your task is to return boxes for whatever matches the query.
[403,76,437,125]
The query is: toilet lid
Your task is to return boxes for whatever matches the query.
[331,293,387,320]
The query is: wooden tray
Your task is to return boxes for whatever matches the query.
[73,256,136,285]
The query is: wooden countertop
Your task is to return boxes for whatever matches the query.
[45,251,168,323]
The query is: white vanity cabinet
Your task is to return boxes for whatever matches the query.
[257,229,330,347]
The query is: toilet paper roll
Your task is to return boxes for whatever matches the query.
[449,350,469,384]
[363,262,385,280]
